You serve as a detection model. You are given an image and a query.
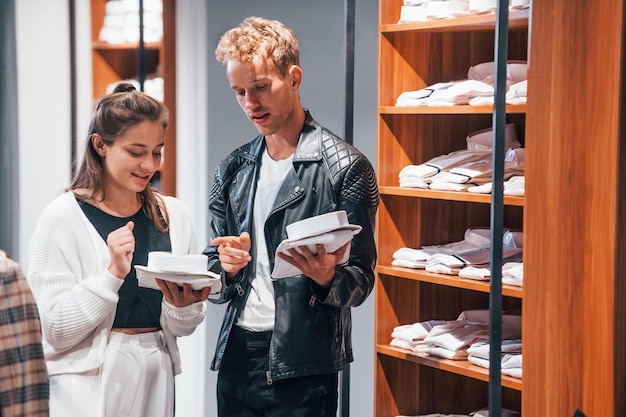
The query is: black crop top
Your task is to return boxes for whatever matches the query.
[79,201,171,328]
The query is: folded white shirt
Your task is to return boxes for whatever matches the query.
[500,353,523,378]
[467,60,528,86]
[467,173,525,195]
[504,175,525,196]
[395,82,455,106]
[471,408,521,417]
[398,414,469,417]
[458,266,491,280]
[466,123,520,151]
[271,229,357,279]
[510,0,530,8]
[427,0,470,20]
[428,79,494,105]
[467,339,523,359]
[502,262,523,286]
[392,320,448,343]
[399,4,428,23]
[399,150,492,184]
[393,247,435,262]
[501,353,523,369]
[427,246,522,268]
[469,79,528,106]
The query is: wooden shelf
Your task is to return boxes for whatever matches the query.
[377,265,523,298]
[376,344,523,390]
[379,186,525,206]
[379,105,527,115]
[92,41,162,50]
[380,9,529,32]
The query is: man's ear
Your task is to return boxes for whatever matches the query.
[288,65,302,88]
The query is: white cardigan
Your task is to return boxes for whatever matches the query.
[27,192,206,376]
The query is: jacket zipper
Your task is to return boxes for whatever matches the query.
[266,338,274,385]
[235,282,245,296]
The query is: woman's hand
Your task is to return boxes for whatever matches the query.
[107,221,135,280]
[157,280,211,307]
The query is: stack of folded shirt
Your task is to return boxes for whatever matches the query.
[421,310,522,360]
[391,247,436,269]
[392,227,523,276]
[463,148,525,195]
[501,353,523,378]
[466,175,525,196]
[392,227,491,268]
[396,80,494,107]
[390,310,522,365]
[397,0,530,24]
[501,262,523,286]
[392,228,523,277]
[397,410,520,417]
[398,0,470,23]
[398,0,428,22]
[467,339,522,370]
[467,60,528,90]
[98,0,163,44]
[458,260,523,284]
[504,175,525,196]
[466,60,527,106]
[466,0,531,15]
[425,246,522,276]
[390,320,448,351]
[466,123,520,151]
[422,320,490,359]
[505,79,527,104]
[470,408,521,417]
[396,60,528,107]
[469,79,527,106]
[426,0,470,19]
[428,158,524,192]
[470,174,525,195]
[509,0,530,9]
[397,414,469,417]
[399,149,492,188]
[399,124,523,190]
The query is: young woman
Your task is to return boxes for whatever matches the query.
[27,82,210,417]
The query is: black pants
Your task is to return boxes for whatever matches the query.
[217,325,338,417]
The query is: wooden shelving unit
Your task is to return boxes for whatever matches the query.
[90,0,177,196]
[374,2,527,416]
[375,1,626,416]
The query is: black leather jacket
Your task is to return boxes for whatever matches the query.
[204,111,379,383]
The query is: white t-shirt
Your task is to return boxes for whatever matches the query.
[237,148,294,331]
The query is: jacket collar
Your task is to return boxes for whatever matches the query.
[293,109,324,163]
[242,109,323,163]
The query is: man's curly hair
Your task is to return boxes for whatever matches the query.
[215,16,300,77]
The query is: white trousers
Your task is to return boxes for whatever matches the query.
[50,330,174,417]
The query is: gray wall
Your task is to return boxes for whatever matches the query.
[0,0,19,257]
[203,2,379,416]
[206,0,378,172]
